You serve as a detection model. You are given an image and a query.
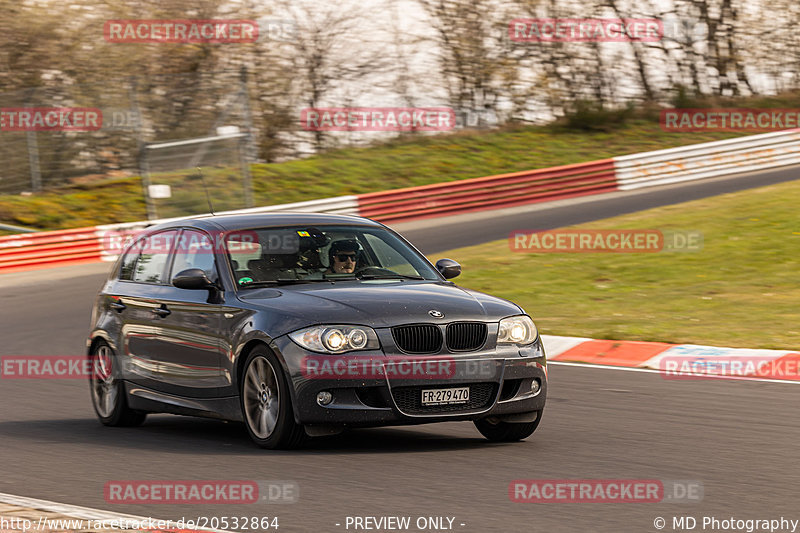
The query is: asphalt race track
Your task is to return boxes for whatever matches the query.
[2,167,800,532]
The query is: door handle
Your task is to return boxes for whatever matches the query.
[151,306,171,318]
[109,301,126,312]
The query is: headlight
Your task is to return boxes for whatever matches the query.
[289,325,380,354]
[497,316,538,345]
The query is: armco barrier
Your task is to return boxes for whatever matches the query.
[0,228,104,274]
[4,129,800,274]
[93,195,360,262]
[357,160,618,223]
[0,196,360,274]
[613,129,800,190]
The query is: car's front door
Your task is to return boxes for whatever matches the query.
[148,228,227,396]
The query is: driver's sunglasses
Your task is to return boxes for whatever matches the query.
[335,253,357,262]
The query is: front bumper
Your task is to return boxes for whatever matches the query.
[274,336,548,427]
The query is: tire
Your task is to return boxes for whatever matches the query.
[240,346,305,449]
[474,411,542,442]
[89,341,147,427]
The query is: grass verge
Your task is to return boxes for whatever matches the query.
[0,120,744,231]
[438,177,800,349]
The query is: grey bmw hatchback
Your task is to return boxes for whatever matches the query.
[87,213,547,449]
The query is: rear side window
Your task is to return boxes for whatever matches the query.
[119,230,179,284]
[170,229,218,282]
[133,230,179,283]
[118,242,141,281]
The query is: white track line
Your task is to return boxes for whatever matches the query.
[548,360,800,385]
[0,492,230,532]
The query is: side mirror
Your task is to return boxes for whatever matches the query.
[172,268,216,290]
[435,258,461,279]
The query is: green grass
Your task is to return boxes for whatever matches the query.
[0,119,745,231]
[438,178,800,350]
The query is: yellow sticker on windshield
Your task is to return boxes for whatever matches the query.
[297,231,310,237]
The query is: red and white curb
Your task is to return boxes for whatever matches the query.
[0,492,229,533]
[542,334,800,383]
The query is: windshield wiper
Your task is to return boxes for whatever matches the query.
[357,274,425,280]
[320,273,426,282]
[239,279,316,288]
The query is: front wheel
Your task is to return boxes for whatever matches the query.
[240,347,305,449]
[89,342,146,427]
[474,411,542,442]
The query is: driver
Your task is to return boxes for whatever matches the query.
[326,239,361,274]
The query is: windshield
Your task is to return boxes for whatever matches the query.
[225,225,440,288]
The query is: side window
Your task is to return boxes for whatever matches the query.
[118,240,142,281]
[132,230,179,284]
[171,230,218,282]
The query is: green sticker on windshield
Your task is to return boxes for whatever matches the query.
[238,277,254,285]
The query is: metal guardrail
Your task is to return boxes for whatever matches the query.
[357,160,618,222]
[0,228,104,273]
[0,222,37,233]
[0,196,361,273]
[94,195,360,262]
[613,129,800,190]
[215,195,360,216]
[4,129,800,273]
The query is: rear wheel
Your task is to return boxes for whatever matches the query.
[89,342,146,427]
[474,411,542,442]
[240,346,305,449]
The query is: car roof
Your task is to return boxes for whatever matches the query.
[144,212,384,233]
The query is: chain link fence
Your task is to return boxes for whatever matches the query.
[0,69,256,220]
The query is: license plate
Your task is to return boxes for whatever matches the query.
[421,387,470,406]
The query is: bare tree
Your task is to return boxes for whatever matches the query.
[268,0,394,151]
[418,0,527,125]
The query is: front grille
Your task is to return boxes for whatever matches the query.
[392,383,496,414]
[392,324,443,354]
[446,322,488,351]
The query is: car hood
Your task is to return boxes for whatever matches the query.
[238,280,522,335]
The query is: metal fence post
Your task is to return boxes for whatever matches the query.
[239,66,256,208]
[129,77,157,220]
[239,136,254,209]
[24,99,42,192]
[25,129,42,192]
